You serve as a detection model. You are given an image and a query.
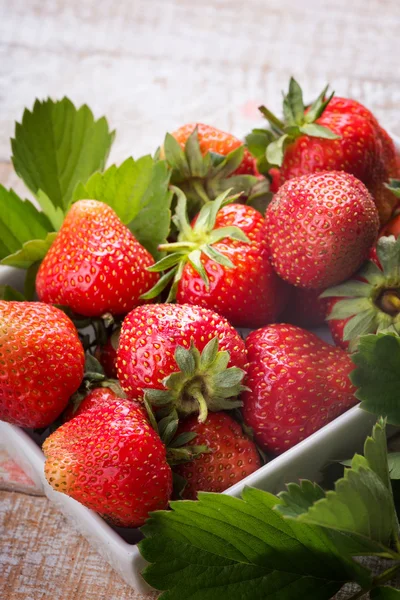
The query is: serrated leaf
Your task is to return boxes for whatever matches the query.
[326,297,372,320]
[321,281,373,299]
[277,481,326,518]
[342,309,377,341]
[1,232,57,269]
[296,467,394,545]
[342,453,400,481]
[12,97,115,210]
[36,189,65,230]
[140,488,370,599]
[0,184,53,262]
[351,334,400,425]
[74,157,171,260]
[0,285,25,301]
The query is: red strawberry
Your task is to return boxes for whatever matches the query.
[280,287,327,328]
[43,387,172,527]
[242,324,357,455]
[172,123,257,176]
[162,126,268,220]
[117,303,247,421]
[36,199,158,317]
[260,79,398,224]
[0,301,84,428]
[94,328,120,379]
[174,412,261,499]
[323,239,400,350]
[144,189,289,328]
[380,207,400,238]
[264,171,379,289]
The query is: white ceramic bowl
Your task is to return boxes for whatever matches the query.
[1,134,400,594]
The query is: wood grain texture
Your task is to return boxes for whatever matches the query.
[1,0,400,597]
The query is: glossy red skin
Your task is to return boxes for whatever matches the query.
[43,388,172,527]
[36,200,158,317]
[172,123,257,175]
[327,247,381,350]
[242,324,357,455]
[177,204,289,328]
[276,97,398,224]
[0,301,84,428]
[281,286,327,328]
[174,412,261,499]
[117,303,247,400]
[265,171,379,289]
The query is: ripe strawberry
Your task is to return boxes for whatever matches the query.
[0,301,84,428]
[143,189,289,328]
[163,126,268,219]
[242,324,357,455]
[322,238,400,350]
[172,123,257,175]
[117,303,247,421]
[174,412,261,499]
[260,79,398,223]
[380,214,400,238]
[36,199,158,317]
[280,287,327,328]
[94,328,120,379]
[264,171,379,289]
[43,387,172,527]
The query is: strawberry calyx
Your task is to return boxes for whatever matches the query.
[163,126,270,217]
[143,402,210,467]
[143,336,247,423]
[322,235,400,348]
[141,187,250,302]
[258,77,340,167]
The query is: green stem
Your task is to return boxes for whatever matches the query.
[191,388,208,423]
[347,563,400,600]
[258,105,285,132]
[158,242,197,252]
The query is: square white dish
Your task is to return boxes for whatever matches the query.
[1,133,400,595]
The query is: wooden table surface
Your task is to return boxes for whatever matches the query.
[1,0,400,597]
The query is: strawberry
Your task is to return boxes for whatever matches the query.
[0,301,84,428]
[280,287,327,328]
[380,214,400,238]
[117,303,247,422]
[143,189,289,328]
[264,171,379,289]
[163,126,268,219]
[259,78,399,223]
[43,387,172,527]
[172,123,257,175]
[94,328,120,379]
[36,199,158,317]
[322,237,400,350]
[174,412,261,499]
[242,324,357,455]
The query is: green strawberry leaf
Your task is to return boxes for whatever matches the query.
[277,481,326,518]
[371,587,400,598]
[36,189,65,231]
[342,453,400,481]
[0,184,56,269]
[139,488,371,599]
[0,285,25,301]
[1,232,57,269]
[299,123,340,139]
[12,97,115,211]
[266,134,290,167]
[74,157,171,260]
[280,420,395,548]
[245,129,275,175]
[351,334,400,426]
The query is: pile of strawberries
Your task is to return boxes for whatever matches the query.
[1,79,400,529]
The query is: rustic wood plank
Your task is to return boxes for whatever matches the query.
[0,491,158,599]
